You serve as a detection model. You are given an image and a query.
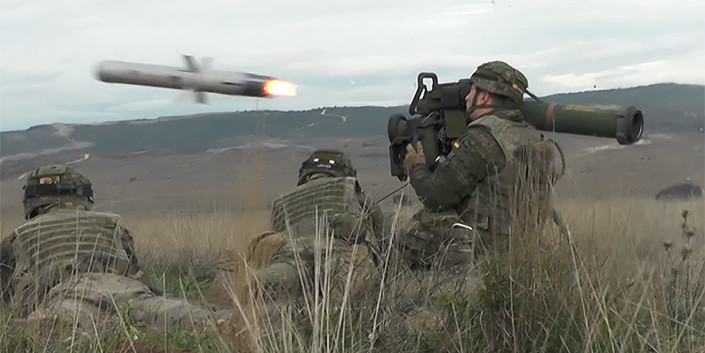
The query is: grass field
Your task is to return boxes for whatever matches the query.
[1,196,703,353]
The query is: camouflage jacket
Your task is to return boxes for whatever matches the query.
[409,109,563,235]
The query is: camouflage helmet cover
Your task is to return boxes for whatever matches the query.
[23,164,94,219]
[469,60,529,103]
[297,149,357,186]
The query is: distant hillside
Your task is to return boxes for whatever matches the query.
[1,83,702,159]
[68,106,409,155]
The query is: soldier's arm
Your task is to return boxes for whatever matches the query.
[409,126,506,211]
[119,228,140,269]
[0,233,17,305]
[355,190,385,237]
[119,228,165,296]
[369,204,385,237]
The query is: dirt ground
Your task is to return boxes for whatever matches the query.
[1,132,703,226]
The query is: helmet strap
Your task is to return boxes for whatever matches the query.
[465,89,482,117]
[466,88,521,119]
[466,89,497,117]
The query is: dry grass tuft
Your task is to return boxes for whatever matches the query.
[1,197,703,352]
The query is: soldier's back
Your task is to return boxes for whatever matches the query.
[270,176,368,240]
[10,210,132,299]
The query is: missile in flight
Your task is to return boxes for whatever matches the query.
[94,55,297,103]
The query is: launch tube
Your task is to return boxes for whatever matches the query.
[520,102,644,145]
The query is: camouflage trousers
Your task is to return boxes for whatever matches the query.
[399,210,507,270]
[252,231,378,305]
[27,273,231,331]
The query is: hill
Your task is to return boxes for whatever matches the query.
[1,83,702,160]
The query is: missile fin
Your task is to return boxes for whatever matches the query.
[183,55,200,73]
[194,91,207,104]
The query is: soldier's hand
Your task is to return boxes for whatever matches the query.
[404,141,426,173]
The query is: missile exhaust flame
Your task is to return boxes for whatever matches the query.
[263,79,297,97]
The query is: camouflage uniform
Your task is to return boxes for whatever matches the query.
[0,164,231,330]
[402,61,565,269]
[249,150,383,304]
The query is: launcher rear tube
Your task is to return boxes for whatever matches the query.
[520,102,644,145]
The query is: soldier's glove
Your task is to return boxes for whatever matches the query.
[404,141,426,174]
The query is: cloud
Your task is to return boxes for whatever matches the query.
[543,73,598,89]
[0,0,703,131]
[539,53,705,93]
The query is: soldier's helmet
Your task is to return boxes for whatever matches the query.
[469,60,529,103]
[297,149,357,186]
[23,164,94,220]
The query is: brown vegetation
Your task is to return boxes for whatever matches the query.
[1,197,703,353]
[110,339,197,353]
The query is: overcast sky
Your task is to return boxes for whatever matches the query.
[1,0,703,131]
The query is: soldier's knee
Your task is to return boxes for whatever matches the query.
[256,262,303,299]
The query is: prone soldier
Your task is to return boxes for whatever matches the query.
[209,150,384,309]
[0,164,232,330]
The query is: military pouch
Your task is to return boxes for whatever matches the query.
[406,210,471,248]
[417,209,458,227]
[403,210,477,269]
[417,210,470,239]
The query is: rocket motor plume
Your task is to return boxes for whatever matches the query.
[264,79,297,97]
